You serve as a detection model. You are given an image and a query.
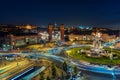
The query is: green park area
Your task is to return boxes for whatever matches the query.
[66,47,120,65]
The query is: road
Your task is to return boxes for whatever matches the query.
[1,44,120,80]
[0,59,33,80]
[27,52,120,80]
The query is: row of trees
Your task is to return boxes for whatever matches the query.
[39,61,79,80]
[63,61,79,73]
[40,63,57,80]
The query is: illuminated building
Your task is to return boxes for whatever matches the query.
[67,26,119,42]
[0,24,39,50]
[115,42,120,49]
[48,24,64,41]
[38,31,49,41]
[0,24,119,50]
[16,24,37,33]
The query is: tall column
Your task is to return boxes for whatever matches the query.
[48,24,53,41]
[60,24,64,41]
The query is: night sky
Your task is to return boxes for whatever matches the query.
[0,0,120,28]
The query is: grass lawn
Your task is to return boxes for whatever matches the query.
[67,47,120,65]
[104,47,120,56]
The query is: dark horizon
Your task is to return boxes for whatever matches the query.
[0,0,120,29]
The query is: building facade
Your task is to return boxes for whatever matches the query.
[48,24,65,41]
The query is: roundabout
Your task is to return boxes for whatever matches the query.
[65,47,120,65]
[63,42,120,80]
[8,34,120,80]
[64,31,120,65]
[22,43,120,80]
[1,42,120,80]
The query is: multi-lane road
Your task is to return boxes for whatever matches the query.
[0,44,120,80]
[0,59,34,80]
[27,46,120,80]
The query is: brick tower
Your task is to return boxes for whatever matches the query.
[48,24,53,41]
[60,24,64,41]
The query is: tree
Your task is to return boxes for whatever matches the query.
[63,61,68,72]
[46,76,51,80]
[52,63,57,78]
[73,65,78,75]
[61,72,65,80]
[40,73,44,80]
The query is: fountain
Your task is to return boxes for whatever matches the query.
[92,31,102,49]
[90,31,105,57]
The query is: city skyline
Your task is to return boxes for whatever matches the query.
[0,1,120,79]
[0,0,120,29]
